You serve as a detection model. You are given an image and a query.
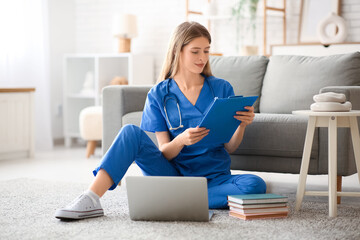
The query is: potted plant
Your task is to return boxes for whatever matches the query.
[232,0,259,55]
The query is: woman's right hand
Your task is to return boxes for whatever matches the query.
[177,127,209,146]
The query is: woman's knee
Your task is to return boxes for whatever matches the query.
[254,175,267,193]
[121,124,141,133]
[112,124,144,147]
[234,174,266,194]
[119,124,142,138]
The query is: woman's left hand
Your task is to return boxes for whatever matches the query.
[234,106,255,127]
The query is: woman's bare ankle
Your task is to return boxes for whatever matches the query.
[89,169,114,197]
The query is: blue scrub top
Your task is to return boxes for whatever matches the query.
[140,75,235,179]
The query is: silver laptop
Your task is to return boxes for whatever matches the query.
[126,176,214,221]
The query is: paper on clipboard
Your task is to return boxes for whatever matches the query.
[197,95,258,145]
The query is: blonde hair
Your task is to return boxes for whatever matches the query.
[157,21,213,82]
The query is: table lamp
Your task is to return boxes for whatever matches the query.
[112,14,138,53]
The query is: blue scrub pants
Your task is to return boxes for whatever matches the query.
[93,124,266,209]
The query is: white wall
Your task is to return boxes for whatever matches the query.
[73,0,360,76]
[49,0,360,141]
[74,0,185,81]
[342,0,360,41]
[48,0,76,139]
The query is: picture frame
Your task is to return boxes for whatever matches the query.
[298,0,341,43]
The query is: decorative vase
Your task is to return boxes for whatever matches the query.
[317,12,347,44]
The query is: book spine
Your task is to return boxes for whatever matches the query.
[228,201,287,209]
[229,206,289,214]
[229,211,288,220]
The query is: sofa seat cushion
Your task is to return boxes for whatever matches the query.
[122,111,158,146]
[122,111,142,126]
[233,113,319,159]
[210,56,269,112]
[260,52,360,113]
[124,112,318,159]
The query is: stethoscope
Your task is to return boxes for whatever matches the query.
[163,77,215,130]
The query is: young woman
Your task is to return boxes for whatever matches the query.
[55,21,266,220]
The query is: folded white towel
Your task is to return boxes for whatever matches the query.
[313,92,346,103]
[310,101,352,112]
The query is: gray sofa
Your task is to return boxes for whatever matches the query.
[102,52,360,177]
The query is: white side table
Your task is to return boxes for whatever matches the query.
[292,110,360,217]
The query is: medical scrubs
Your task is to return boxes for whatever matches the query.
[93,76,266,208]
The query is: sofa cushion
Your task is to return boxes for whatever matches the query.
[230,155,319,174]
[210,56,269,112]
[122,111,142,127]
[260,52,360,113]
[122,111,158,146]
[233,113,319,159]
[123,112,318,159]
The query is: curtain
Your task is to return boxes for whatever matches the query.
[0,0,53,150]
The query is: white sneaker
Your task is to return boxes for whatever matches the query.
[55,194,104,220]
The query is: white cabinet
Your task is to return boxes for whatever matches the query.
[63,53,154,146]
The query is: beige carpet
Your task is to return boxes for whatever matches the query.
[1,178,359,240]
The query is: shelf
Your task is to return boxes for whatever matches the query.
[270,42,360,56]
[67,93,96,99]
[64,53,133,58]
[66,132,81,138]
[271,42,360,47]
[63,53,154,147]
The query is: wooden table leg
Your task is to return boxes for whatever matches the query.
[86,140,97,158]
[296,116,317,211]
[328,116,337,217]
[349,117,360,184]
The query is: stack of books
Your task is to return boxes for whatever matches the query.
[227,193,288,220]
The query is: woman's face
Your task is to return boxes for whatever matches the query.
[179,37,210,75]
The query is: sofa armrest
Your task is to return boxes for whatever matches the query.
[318,86,360,175]
[102,85,151,154]
[320,86,360,110]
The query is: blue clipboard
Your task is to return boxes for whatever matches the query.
[197,95,258,145]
